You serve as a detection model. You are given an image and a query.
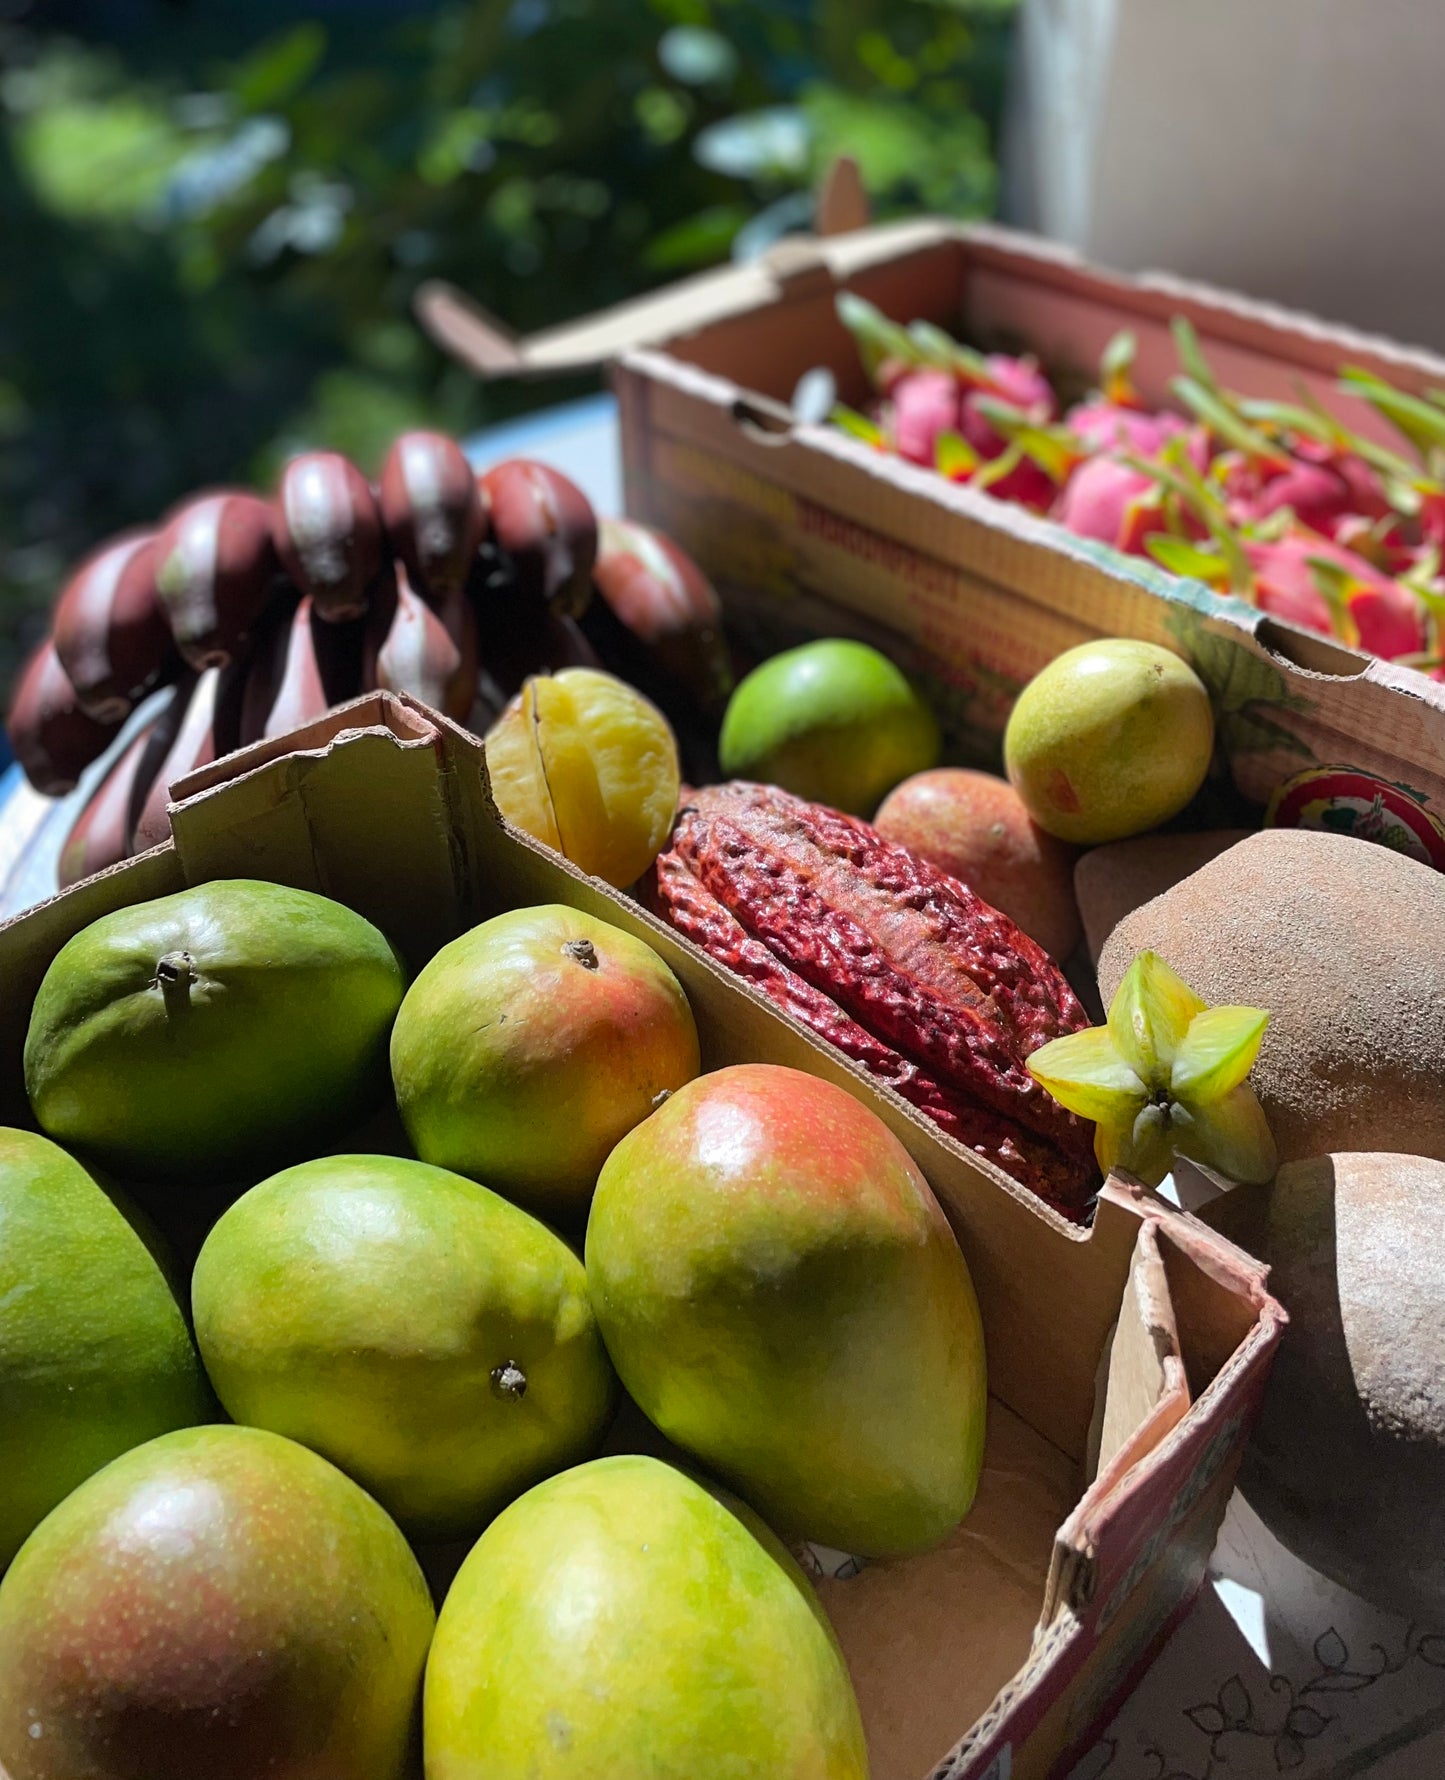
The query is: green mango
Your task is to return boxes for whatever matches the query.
[586,1063,987,1558]
[0,1425,435,1780]
[424,1453,868,1779]
[192,1154,617,1540]
[25,878,406,1180]
[390,904,699,1223]
[0,1128,210,1570]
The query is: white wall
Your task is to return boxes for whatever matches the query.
[1002,0,1445,353]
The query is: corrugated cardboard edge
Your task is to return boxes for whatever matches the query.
[422,212,1445,388]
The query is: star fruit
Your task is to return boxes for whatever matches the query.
[1026,951,1277,1187]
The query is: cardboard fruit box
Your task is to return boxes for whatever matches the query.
[0,693,1284,1780]
[421,219,1445,866]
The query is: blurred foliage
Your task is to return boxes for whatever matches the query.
[0,0,1017,682]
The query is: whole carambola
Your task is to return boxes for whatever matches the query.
[654,780,1097,1217]
[24,879,407,1181]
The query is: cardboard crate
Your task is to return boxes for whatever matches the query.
[0,694,1284,1780]
[419,219,1445,868]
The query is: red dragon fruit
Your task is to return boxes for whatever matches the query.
[889,369,964,467]
[1247,533,1426,657]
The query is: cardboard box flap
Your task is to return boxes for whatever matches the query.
[413,217,957,380]
[1089,1219,1190,1489]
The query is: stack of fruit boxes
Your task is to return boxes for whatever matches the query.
[0,692,1283,1780]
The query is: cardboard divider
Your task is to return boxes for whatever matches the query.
[0,693,1284,1780]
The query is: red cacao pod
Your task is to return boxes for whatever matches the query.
[371,572,478,721]
[476,458,596,617]
[52,532,177,722]
[273,451,387,623]
[655,780,1099,1220]
[378,431,487,604]
[154,490,278,671]
[583,517,735,714]
[7,642,123,795]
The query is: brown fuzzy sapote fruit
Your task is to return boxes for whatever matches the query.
[1235,1151,1445,1618]
[1098,828,1445,1167]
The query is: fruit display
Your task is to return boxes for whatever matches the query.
[192,1155,616,1540]
[0,860,1023,1773]
[0,1425,436,1780]
[652,779,1099,1218]
[587,1065,987,1557]
[7,439,731,889]
[424,1455,869,1780]
[391,903,700,1221]
[1234,1152,1445,1620]
[718,637,939,816]
[835,297,1445,674]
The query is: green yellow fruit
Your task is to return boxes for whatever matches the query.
[718,638,940,816]
[585,1063,986,1556]
[192,1154,616,1539]
[0,1128,210,1570]
[485,666,680,888]
[24,878,406,1180]
[1003,639,1214,843]
[423,1453,868,1780]
[0,1424,435,1780]
[1026,949,1276,1187]
[392,903,699,1221]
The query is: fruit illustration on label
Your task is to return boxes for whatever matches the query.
[424,1454,869,1780]
[1003,639,1215,844]
[587,1063,988,1557]
[718,637,940,817]
[653,780,1097,1217]
[1027,949,1276,1187]
[485,666,681,888]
